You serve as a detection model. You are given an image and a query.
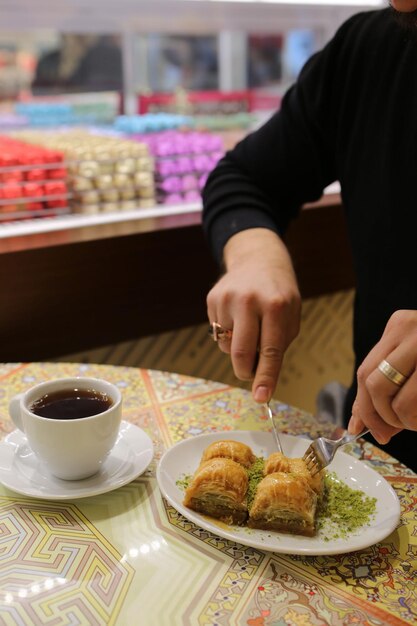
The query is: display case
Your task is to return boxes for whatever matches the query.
[0,0,367,361]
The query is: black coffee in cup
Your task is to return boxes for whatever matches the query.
[30,388,113,420]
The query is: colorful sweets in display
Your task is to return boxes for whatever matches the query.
[2,117,226,219]
[0,136,68,219]
[114,113,194,134]
[14,130,156,213]
[15,99,117,127]
[130,130,224,205]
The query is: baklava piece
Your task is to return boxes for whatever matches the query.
[264,451,292,474]
[183,457,248,524]
[248,471,317,536]
[200,440,256,468]
[265,452,324,497]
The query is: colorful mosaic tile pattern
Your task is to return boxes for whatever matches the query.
[0,497,134,625]
[0,363,416,626]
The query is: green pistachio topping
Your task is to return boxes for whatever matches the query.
[246,457,265,509]
[176,474,192,490]
[317,472,377,541]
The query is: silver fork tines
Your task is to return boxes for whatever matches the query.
[302,428,369,475]
[303,447,322,476]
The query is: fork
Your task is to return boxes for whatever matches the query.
[303,428,369,475]
[264,402,284,454]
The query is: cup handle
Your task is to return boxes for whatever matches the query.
[9,394,24,431]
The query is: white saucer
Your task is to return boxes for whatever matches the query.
[0,421,154,500]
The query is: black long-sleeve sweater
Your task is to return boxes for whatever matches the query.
[202,8,417,470]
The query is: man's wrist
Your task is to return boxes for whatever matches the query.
[224,228,282,269]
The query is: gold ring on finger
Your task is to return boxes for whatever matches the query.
[208,322,233,343]
[377,359,408,387]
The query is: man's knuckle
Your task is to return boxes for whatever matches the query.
[231,347,251,362]
[408,336,417,353]
[260,344,284,362]
[356,365,369,386]
[266,297,285,315]
[391,395,407,417]
[206,291,215,308]
[351,400,360,418]
[391,399,417,429]
[365,372,379,394]
[238,292,256,309]
[388,309,417,334]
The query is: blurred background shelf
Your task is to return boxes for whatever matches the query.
[0,0,366,413]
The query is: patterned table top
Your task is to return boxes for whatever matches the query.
[0,362,416,626]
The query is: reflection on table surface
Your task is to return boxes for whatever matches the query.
[0,362,416,626]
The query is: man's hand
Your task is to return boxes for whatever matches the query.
[206,228,301,404]
[349,309,417,443]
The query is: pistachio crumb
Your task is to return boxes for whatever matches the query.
[317,472,377,540]
[246,457,265,509]
[176,474,192,490]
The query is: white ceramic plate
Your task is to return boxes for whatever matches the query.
[0,421,154,500]
[157,430,401,555]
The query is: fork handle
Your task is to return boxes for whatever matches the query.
[339,428,369,446]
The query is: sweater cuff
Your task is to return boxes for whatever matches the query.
[207,207,281,266]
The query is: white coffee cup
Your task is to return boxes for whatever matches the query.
[9,376,122,480]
